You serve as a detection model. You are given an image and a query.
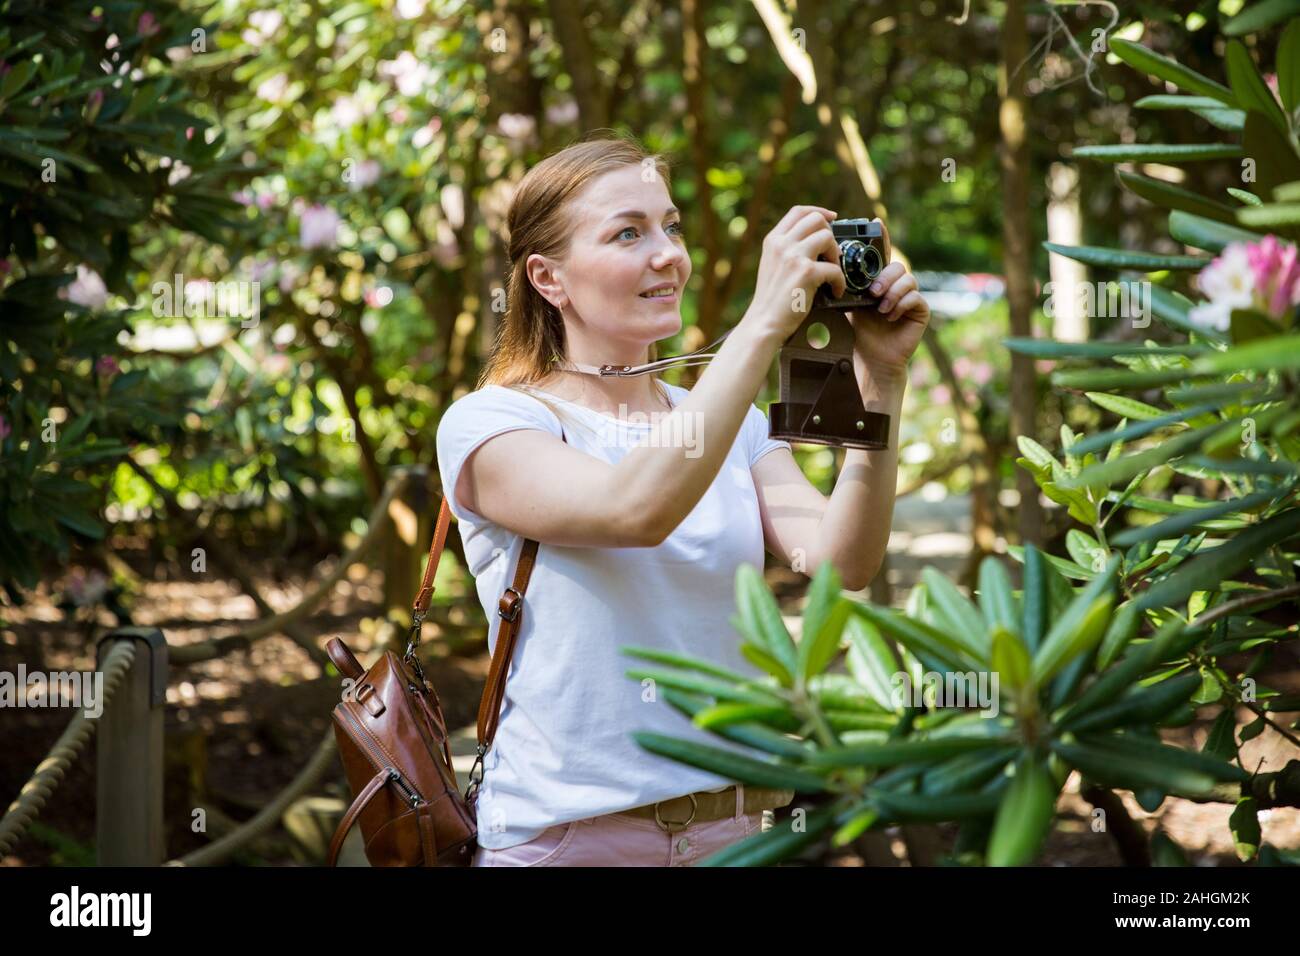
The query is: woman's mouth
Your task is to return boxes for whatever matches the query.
[639,285,677,303]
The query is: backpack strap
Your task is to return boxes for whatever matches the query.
[413,427,566,803]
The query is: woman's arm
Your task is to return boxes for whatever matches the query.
[751,367,905,591]
[456,316,787,549]
[455,205,846,551]
[751,259,931,591]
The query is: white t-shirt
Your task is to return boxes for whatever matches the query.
[435,380,792,850]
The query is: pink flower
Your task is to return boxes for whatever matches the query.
[137,11,160,37]
[931,384,952,404]
[0,414,9,441]
[58,265,109,310]
[1035,359,1056,375]
[970,361,993,385]
[1244,234,1300,318]
[299,204,340,250]
[96,355,120,377]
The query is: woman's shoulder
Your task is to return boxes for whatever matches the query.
[438,384,565,435]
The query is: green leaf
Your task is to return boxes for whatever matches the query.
[1059,419,1240,490]
[1062,616,1190,722]
[1224,0,1300,35]
[1280,19,1300,113]
[620,645,760,684]
[622,666,787,707]
[1022,544,1047,654]
[1041,242,1210,271]
[991,626,1031,692]
[1075,143,1243,163]
[1241,113,1300,200]
[1237,202,1300,230]
[693,702,797,731]
[1137,507,1300,611]
[844,614,901,711]
[868,786,1004,823]
[1203,709,1238,760]
[1004,338,1203,359]
[1053,738,1229,796]
[735,563,798,676]
[798,560,850,682]
[1230,797,1262,861]
[850,602,978,672]
[1031,556,1120,685]
[1168,210,1263,253]
[807,735,1001,770]
[1071,401,1228,457]
[1060,671,1202,733]
[1117,170,1241,225]
[1226,39,1291,136]
[1227,187,1264,206]
[1108,37,1235,104]
[920,567,989,661]
[1110,485,1281,546]
[986,757,1059,866]
[631,731,832,791]
[977,557,1018,638]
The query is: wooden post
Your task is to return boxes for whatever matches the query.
[96,628,167,865]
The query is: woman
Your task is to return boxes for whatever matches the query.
[435,133,931,866]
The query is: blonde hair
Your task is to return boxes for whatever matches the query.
[478,131,676,417]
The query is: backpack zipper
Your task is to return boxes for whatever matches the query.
[339,704,426,808]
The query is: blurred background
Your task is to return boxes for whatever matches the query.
[2,0,1297,866]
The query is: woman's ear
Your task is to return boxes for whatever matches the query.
[526,253,569,310]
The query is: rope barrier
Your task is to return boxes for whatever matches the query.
[166,727,339,866]
[0,640,138,857]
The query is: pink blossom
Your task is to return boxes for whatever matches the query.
[299,204,340,250]
[58,265,109,310]
[931,384,952,404]
[1035,359,1056,375]
[0,414,9,441]
[970,361,993,385]
[137,12,160,37]
[96,355,120,377]
[1244,234,1300,318]
[88,88,104,108]
[256,192,275,211]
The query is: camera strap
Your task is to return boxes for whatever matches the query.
[551,328,735,377]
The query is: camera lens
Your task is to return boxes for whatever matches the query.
[840,240,879,292]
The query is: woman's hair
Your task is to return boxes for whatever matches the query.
[477,131,675,415]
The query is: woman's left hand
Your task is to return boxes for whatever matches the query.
[847,261,932,378]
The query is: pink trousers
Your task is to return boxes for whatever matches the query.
[472,785,765,867]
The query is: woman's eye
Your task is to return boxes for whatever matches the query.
[667,221,684,237]
[616,227,637,241]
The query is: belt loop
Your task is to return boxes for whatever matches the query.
[735,783,744,821]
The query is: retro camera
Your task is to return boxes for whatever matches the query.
[818,217,890,310]
[767,216,892,450]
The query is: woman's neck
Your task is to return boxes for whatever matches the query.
[532,369,672,415]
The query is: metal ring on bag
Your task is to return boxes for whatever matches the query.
[654,793,698,832]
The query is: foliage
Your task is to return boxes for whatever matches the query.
[0,2,247,597]
[632,2,1300,866]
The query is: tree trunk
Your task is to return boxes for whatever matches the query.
[998,0,1044,547]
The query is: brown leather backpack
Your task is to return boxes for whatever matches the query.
[325,495,539,866]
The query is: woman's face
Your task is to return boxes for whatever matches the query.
[527,164,691,352]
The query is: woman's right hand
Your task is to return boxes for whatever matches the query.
[742,205,846,343]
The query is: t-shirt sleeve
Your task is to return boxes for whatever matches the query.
[745,401,791,467]
[436,386,564,523]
